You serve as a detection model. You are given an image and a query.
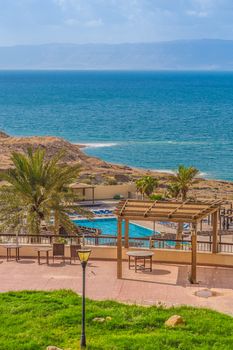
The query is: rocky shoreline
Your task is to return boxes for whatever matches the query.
[1,131,233,201]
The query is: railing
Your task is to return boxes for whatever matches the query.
[84,235,117,247]
[150,237,212,252]
[129,237,149,248]
[197,241,212,252]
[0,234,53,245]
[150,238,190,250]
[0,233,233,254]
[0,233,118,247]
[218,242,233,254]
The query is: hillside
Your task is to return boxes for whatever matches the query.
[1,131,233,200]
[0,131,139,181]
[0,40,233,70]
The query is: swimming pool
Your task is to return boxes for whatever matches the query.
[73,218,155,238]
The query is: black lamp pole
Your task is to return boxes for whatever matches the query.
[77,248,91,349]
[80,260,87,348]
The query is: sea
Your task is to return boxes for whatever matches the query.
[0,70,233,181]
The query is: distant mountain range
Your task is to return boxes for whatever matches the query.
[0,39,233,70]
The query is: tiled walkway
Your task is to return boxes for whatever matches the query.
[0,258,233,316]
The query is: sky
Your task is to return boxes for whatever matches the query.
[0,0,233,46]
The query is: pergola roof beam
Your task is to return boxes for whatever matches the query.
[119,199,128,216]
[115,199,221,223]
[192,200,222,219]
[144,201,157,217]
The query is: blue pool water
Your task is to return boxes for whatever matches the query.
[73,218,154,237]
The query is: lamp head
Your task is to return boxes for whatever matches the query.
[77,248,92,264]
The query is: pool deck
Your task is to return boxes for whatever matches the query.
[0,258,233,316]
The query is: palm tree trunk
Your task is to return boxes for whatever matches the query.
[54,210,60,235]
[175,193,186,248]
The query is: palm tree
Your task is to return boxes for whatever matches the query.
[0,148,91,237]
[170,165,199,241]
[136,176,158,199]
[136,178,145,199]
[170,165,199,201]
[166,182,181,199]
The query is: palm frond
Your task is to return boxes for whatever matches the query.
[0,147,90,235]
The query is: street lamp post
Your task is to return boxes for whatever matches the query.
[77,248,92,349]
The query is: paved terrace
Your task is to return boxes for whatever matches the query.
[0,258,233,316]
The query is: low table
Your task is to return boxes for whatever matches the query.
[35,247,52,265]
[127,250,154,272]
[3,244,22,261]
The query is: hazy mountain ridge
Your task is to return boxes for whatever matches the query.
[0,40,233,70]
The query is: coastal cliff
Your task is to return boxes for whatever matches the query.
[0,131,233,201]
[0,131,139,179]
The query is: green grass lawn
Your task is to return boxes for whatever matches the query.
[0,290,232,350]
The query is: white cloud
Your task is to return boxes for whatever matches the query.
[186,10,208,17]
[53,0,67,9]
[84,18,103,27]
[64,17,103,28]
[1,0,233,45]
[53,0,81,11]
[64,18,80,26]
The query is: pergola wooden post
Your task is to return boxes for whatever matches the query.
[200,220,203,232]
[124,219,129,248]
[212,211,219,253]
[117,218,123,279]
[191,223,197,284]
[115,199,221,281]
[92,187,95,204]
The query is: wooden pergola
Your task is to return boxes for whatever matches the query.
[115,199,222,283]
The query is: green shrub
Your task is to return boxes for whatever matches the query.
[149,193,164,200]
[113,194,124,200]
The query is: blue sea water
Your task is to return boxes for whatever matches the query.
[1,70,233,180]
